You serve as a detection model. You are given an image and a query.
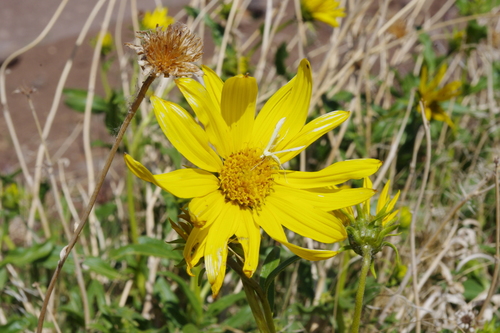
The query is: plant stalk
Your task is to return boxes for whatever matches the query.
[351,245,372,333]
[228,258,276,333]
[36,74,155,333]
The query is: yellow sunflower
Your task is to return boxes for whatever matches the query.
[419,64,461,128]
[125,59,381,296]
[301,0,346,28]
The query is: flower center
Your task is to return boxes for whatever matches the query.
[219,148,275,208]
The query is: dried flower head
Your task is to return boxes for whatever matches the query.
[127,22,203,77]
[387,18,407,39]
[455,309,476,332]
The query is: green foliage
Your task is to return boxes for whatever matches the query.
[63,88,126,135]
[275,42,290,78]
[456,0,500,15]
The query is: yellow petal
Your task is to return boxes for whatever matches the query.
[312,12,344,27]
[276,159,382,188]
[251,59,312,149]
[387,191,400,213]
[188,191,226,229]
[184,227,209,276]
[376,180,391,214]
[276,110,350,162]
[151,96,222,172]
[281,241,339,261]
[431,107,455,128]
[235,210,261,277]
[220,75,257,151]
[175,78,230,158]
[363,177,373,216]
[253,205,288,242]
[254,206,340,260]
[201,65,223,107]
[211,258,226,297]
[275,185,376,211]
[204,202,240,290]
[382,209,399,226]
[435,81,461,101]
[428,64,447,92]
[265,189,347,243]
[124,154,219,198]
[419,66,428,94]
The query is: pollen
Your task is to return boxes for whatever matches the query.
[219,148,275,208]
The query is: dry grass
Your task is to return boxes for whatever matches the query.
[1,0,499,332]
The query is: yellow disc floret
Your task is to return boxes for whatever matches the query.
[219,148,275,208]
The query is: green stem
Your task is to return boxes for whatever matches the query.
[126,169,138,244]
[351,245,372,333]
[242,281,271,333]
[99,63,112,99]
[228,258,276,333]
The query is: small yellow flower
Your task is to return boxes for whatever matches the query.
[142,7,174,30]
[125,59,381,296]
[418,64,461,128]
[127,22,203,77]
[91,31,113,56]
[301,0,346,27]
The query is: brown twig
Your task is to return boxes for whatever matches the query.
[36,74,155,333]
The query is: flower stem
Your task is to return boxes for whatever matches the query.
[36,74,156,333]
[242,281,272,333]
[126,169,139,244]
[350,245,372,333]
[228,258,276,333]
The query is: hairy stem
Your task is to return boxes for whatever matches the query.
[351,245,372,333]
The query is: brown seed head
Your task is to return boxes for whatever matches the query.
[127,22,203,77]
[387,18,407,39]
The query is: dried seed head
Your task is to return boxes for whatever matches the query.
[387,18,407,39]
[127,22,203,77]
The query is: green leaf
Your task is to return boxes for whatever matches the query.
[0,315,36,333]
[182,323,199,333]
[260,247,281,311]
[466,20,488,45]
[222,305,253,328]
[418,33,436,72]
[160,270,203,321]
[0,268,7,290]
[40,245,76,275]
[260,247,281,284]
[62,88,108,113]
[83,257,123,280]
[207,291,245,316]
[154,276,179,303]
[463,277,485,301]
[0,241,54,268]
[275,42,289,77]
[263,255,301,292]
[109,236,182,261]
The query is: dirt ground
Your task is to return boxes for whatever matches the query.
[0,0,194,182]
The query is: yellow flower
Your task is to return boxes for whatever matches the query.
[301,0,346,27]
[125,59,381,296]
[142,7,174,30]
[91,31,113,56]
[418,64,461,128]
[126,22,203,77]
